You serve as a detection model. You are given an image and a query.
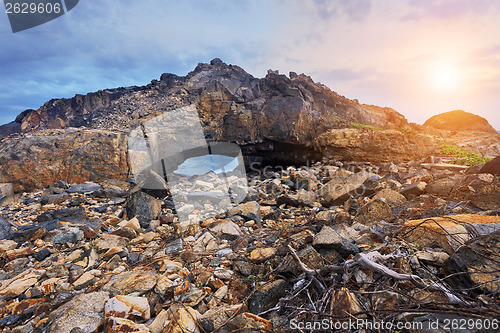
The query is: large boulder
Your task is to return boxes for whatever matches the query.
[424,110,497,133]
[0,129,129,192]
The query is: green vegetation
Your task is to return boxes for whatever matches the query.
[439,143,492,166]
[350,122,382,131]
[398,128,417,136]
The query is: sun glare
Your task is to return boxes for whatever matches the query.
[432,63,460,91]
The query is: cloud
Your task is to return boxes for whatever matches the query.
[313,0,372,21]
[401,0,500,21]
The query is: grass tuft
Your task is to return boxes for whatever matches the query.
[350,122,382,131]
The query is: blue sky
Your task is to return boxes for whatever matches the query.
[1,0,500,129]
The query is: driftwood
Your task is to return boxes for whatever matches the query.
[287,245,469,306]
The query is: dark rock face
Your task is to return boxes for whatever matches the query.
[424,110,497,133]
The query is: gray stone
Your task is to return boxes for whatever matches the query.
[0,218,13,240]
[164,238,183,255]
[312,225,359,257]
[67,182,101,193]
[442,230,500,294]
[320,172,378,206]
[248,279,288,315]
[53,227,84,244]
[399,181,427,199]
[125,191,161,224]
[229,201,261,227]
[40,193,69,205]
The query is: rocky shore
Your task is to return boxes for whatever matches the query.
[0,154,499,332]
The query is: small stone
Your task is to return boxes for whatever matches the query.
[213,268,234,280]
[12,225,47,243]
[118,217,141,231]
[226,312,272,331]
[228,201,261,227]
[149,309,169,333]
[94,234,129,253]
[111,226,137,239]
[209,219,243,236]
[67,182,101,193]
[0,239,17,252]
[320,171,378,206]
[105,295,150,320]
[40,193,69,205]
[125,191,161,224]
[33,248,52,261]
[249,248,276,263]
[0,269,42,299]
[165,239,184,255]
[372,188,406,206]
[127,252,141,265]
[0,218,14,240]
[416,250,450,265]
[356,199,393,225]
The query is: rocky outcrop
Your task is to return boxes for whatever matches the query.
[424,110,497,133]
[0,129,129,192]
[6,59,410,141]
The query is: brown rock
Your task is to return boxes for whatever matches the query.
[404,214,500,255]
[94,234,129,253]
[356,199,394,225]
[0,129,129,192]
[105,317,150,332]
[249,248,276,263]
[0,269,42,299]
[372,188,406,206]
[330,287,364,318]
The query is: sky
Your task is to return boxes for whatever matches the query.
[1,0,500,130]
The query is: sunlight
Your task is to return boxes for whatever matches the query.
[431,63,460,91]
